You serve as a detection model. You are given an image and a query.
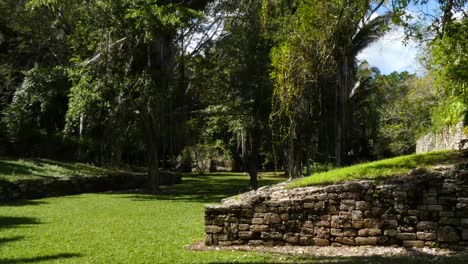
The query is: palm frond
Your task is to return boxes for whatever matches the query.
[352,13,392,56]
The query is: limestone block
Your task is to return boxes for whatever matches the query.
[355,237,379,245]
[340,203,355,211]
[214,233,228,241]
[340,192,359,199]
[364,218,382,228]
[299,235,314,245]
[352,221,364,229]
[300,227,314,235]
[250,225,269,232]
[239,218,252,224]
[382,220,398,229]
[261,232,283,240]
[335,237,355,245]
[205,234,213,245]
[252,218,264,225]
[456,203,468,210]
[397,233,417,240]
[325,185,343,193]
[238,231,253,239]
[303,220,314,229]
[240,209,254,218]
[403,240,425,248]
[343,229,357,237]
[339,211,352,220]
[356,201,372,211]
[399,225,416,232]
[384,229,397,237]
[358,228,382,237]
[417,231,437,240]
[331,228,343,237]
[343,182,362,192]
[439,217,460,226]
[205,225,223,233]
[284,233,300,244]
[238,224,250,231]
[417,221,438,231]
[254,205,268,213]
[316,193,328,201]
[402,216,418,225]
[316,220,331,227]
[313,238,330,246]
[314,227,331,239]
[438,226,460,242]
[264,213,281,224]
[226,216,237,223]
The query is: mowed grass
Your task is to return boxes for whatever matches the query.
[1,172,467,263]
[0,158,128,182]
[289,150,464,188]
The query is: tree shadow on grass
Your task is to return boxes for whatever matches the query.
[0,236,24,246]
[0,200,48,207]
[0,216,41,229]
[0,253,82,264]
[116,173,286,204]
[0,161,41,178]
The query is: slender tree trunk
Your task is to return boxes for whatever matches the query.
[288,122,296,179]
[335,83,342,167]
[145,110,161,192]
[335,57,349,167]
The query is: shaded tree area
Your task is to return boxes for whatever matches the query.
[0,0,466,190]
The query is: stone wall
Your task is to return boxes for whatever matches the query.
[417,122,467,153]
[205,165,468,248]
[0,172,181,202]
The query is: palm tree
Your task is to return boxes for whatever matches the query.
[334,10,392,166]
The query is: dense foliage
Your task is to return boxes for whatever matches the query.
[0,0,466,189]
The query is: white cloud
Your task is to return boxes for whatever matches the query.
[357,26,423,75]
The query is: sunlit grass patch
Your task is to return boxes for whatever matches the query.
[289,150,462,188]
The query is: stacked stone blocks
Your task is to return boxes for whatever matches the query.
[205,167,468,248]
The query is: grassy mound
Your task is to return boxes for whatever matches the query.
[289,150,463,189]
[0,158,127,182]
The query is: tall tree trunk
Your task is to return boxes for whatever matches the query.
[288,122,296,179]
[335,57,349,167]
[335,80,342,167]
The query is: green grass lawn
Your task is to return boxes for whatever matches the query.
[1,172,467,263]
[0,158,130,182]
[289,150,464,188]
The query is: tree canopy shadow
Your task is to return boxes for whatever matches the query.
[0,253,82,264]
[115,173,286,203]
[0,216,41,229]
[0,200,48,207]
[0,236,24,246]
